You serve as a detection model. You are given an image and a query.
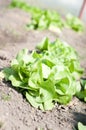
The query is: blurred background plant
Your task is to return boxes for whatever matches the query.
[10,0,84,32]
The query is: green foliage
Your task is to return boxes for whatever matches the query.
[66,14,84,32]
[10,0,84,32]
[3,38,83,110]
[10,0,64,30]
[27,9,64,30]
[78,122,86,130]
[76,78,86,102]
[10,0,31,12]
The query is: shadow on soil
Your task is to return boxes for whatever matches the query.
[73,112,86,129]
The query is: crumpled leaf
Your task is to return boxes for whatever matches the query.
[3,37,84,110]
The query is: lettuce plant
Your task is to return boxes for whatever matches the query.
[66,14,84,32]
[3,38,83,110]
[10,0,84,32]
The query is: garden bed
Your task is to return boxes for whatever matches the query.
[0,3,86,130]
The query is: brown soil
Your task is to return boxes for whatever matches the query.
[0,1,86,130]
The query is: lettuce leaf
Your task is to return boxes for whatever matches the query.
[76,78,86,102]
[78,122,86,130]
